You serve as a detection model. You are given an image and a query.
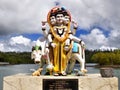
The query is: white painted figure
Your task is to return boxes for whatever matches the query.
[31,6,87,76]
[31,39,54,75]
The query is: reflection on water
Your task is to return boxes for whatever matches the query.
[0,64,120,90]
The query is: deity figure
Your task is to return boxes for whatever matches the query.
[46,7,73,75]
[31,6,87,76]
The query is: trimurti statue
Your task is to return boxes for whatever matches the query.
[31,6,87,76]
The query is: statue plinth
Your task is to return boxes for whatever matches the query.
[3,73,118,90]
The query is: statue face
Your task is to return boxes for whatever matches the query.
[64,15,70,24]
[56,14,64,24]
[31,46,42,64]
[50,16,56,25]
[31,49,42,64]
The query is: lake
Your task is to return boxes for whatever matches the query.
[0,64,120,90]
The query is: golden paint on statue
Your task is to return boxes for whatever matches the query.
[47,6,72,74]
[50,24,70,42]
[31,6,87,76]
[52,39,72,73]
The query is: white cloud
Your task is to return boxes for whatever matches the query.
[0,0,120,34]
[0,0,55,35]
[0,0,120,51]
[9,35,31,46]
[107,30,120,48]
[0,35,35,52]
[80,28,108,49]
[99,45,117,51]
[0,43,4,51]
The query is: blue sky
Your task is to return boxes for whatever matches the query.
[0,0,120,52]
[21,33,42,41]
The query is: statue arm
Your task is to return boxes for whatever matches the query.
[48,33,53,43]
[48,33,56,48]
[69,34,82,43]
[69,34,85,47]
[71,20,78,35]
[41,21,48,37]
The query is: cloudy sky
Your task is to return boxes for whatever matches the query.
[0,0,120,52]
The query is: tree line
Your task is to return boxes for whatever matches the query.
[90,49,120,66]
[0,52,33,64]
[0,49,120,65]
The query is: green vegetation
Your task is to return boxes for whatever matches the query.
[0,52,34,64]
[0,49,120,65]
[90,49,120,65]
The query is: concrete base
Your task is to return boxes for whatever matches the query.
[3,74,118,90]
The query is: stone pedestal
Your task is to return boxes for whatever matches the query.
[3,74,118,90]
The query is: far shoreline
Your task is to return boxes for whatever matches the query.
[1,63,120,68]
[94,65,120,68]
[0,62,9,65]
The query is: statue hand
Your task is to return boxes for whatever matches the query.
[42,21,47,26]
[51,43,56,48]
[72,20,78,29]
[45,48,49,53]
[41,21,47,30]
[81,41,85,46]
[81,41,86,48]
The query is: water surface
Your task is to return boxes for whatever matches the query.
[0,64,119,90]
